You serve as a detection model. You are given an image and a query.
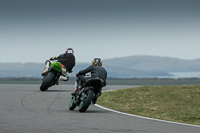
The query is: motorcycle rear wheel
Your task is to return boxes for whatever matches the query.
[69,96,76,110]
[40,72,55,91]
[79,89,95,112]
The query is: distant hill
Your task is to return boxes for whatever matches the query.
[103,56,200,72]
[1,56,200,78]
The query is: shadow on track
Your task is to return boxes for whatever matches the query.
[40,90,72,92]
[66,108,108,114]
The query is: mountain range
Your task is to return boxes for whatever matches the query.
[1,55,200,78]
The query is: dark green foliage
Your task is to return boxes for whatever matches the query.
[0,77,200,86]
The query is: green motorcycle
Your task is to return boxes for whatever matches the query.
[40,61,65,91]
[69,77,103,112]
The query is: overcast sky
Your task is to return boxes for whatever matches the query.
[1,0,200,63]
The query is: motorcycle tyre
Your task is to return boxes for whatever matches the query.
[40,72,55,91]
[79,89,95,112]
[69,96,76,110]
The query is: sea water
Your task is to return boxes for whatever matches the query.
[159,71,200,79]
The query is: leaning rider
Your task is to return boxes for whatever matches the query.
[41,48,76,82]
[72,58,107,104]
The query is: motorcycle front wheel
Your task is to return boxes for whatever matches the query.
[40,72,55,91]
[79,89,95,112]
[69,96,76,110]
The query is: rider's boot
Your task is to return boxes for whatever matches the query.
[71,86,82,96]
[59,75,69,81]
[71,78,82,96]
[41,60,50,76]
[92,92,101,104]
[60,67,69,81]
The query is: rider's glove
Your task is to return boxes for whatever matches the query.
[50,57,54,60]
[68,69,73,73]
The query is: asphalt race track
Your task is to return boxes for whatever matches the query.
[0,84,200,133]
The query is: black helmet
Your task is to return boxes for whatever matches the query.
[92,58,102,66]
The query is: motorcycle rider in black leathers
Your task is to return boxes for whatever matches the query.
[71,58,107,104]
[41,48,76,83]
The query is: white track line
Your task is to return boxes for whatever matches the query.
[95,89,200,128]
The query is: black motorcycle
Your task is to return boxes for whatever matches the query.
[69,77,103,112]
[40,61,67,91]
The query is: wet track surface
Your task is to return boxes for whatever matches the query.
[0,84,200,133]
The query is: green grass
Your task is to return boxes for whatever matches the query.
[97,85,200,126]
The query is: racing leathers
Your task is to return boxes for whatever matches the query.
[73,64,107,103]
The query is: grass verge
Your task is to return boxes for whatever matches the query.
[97,85,200,126]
